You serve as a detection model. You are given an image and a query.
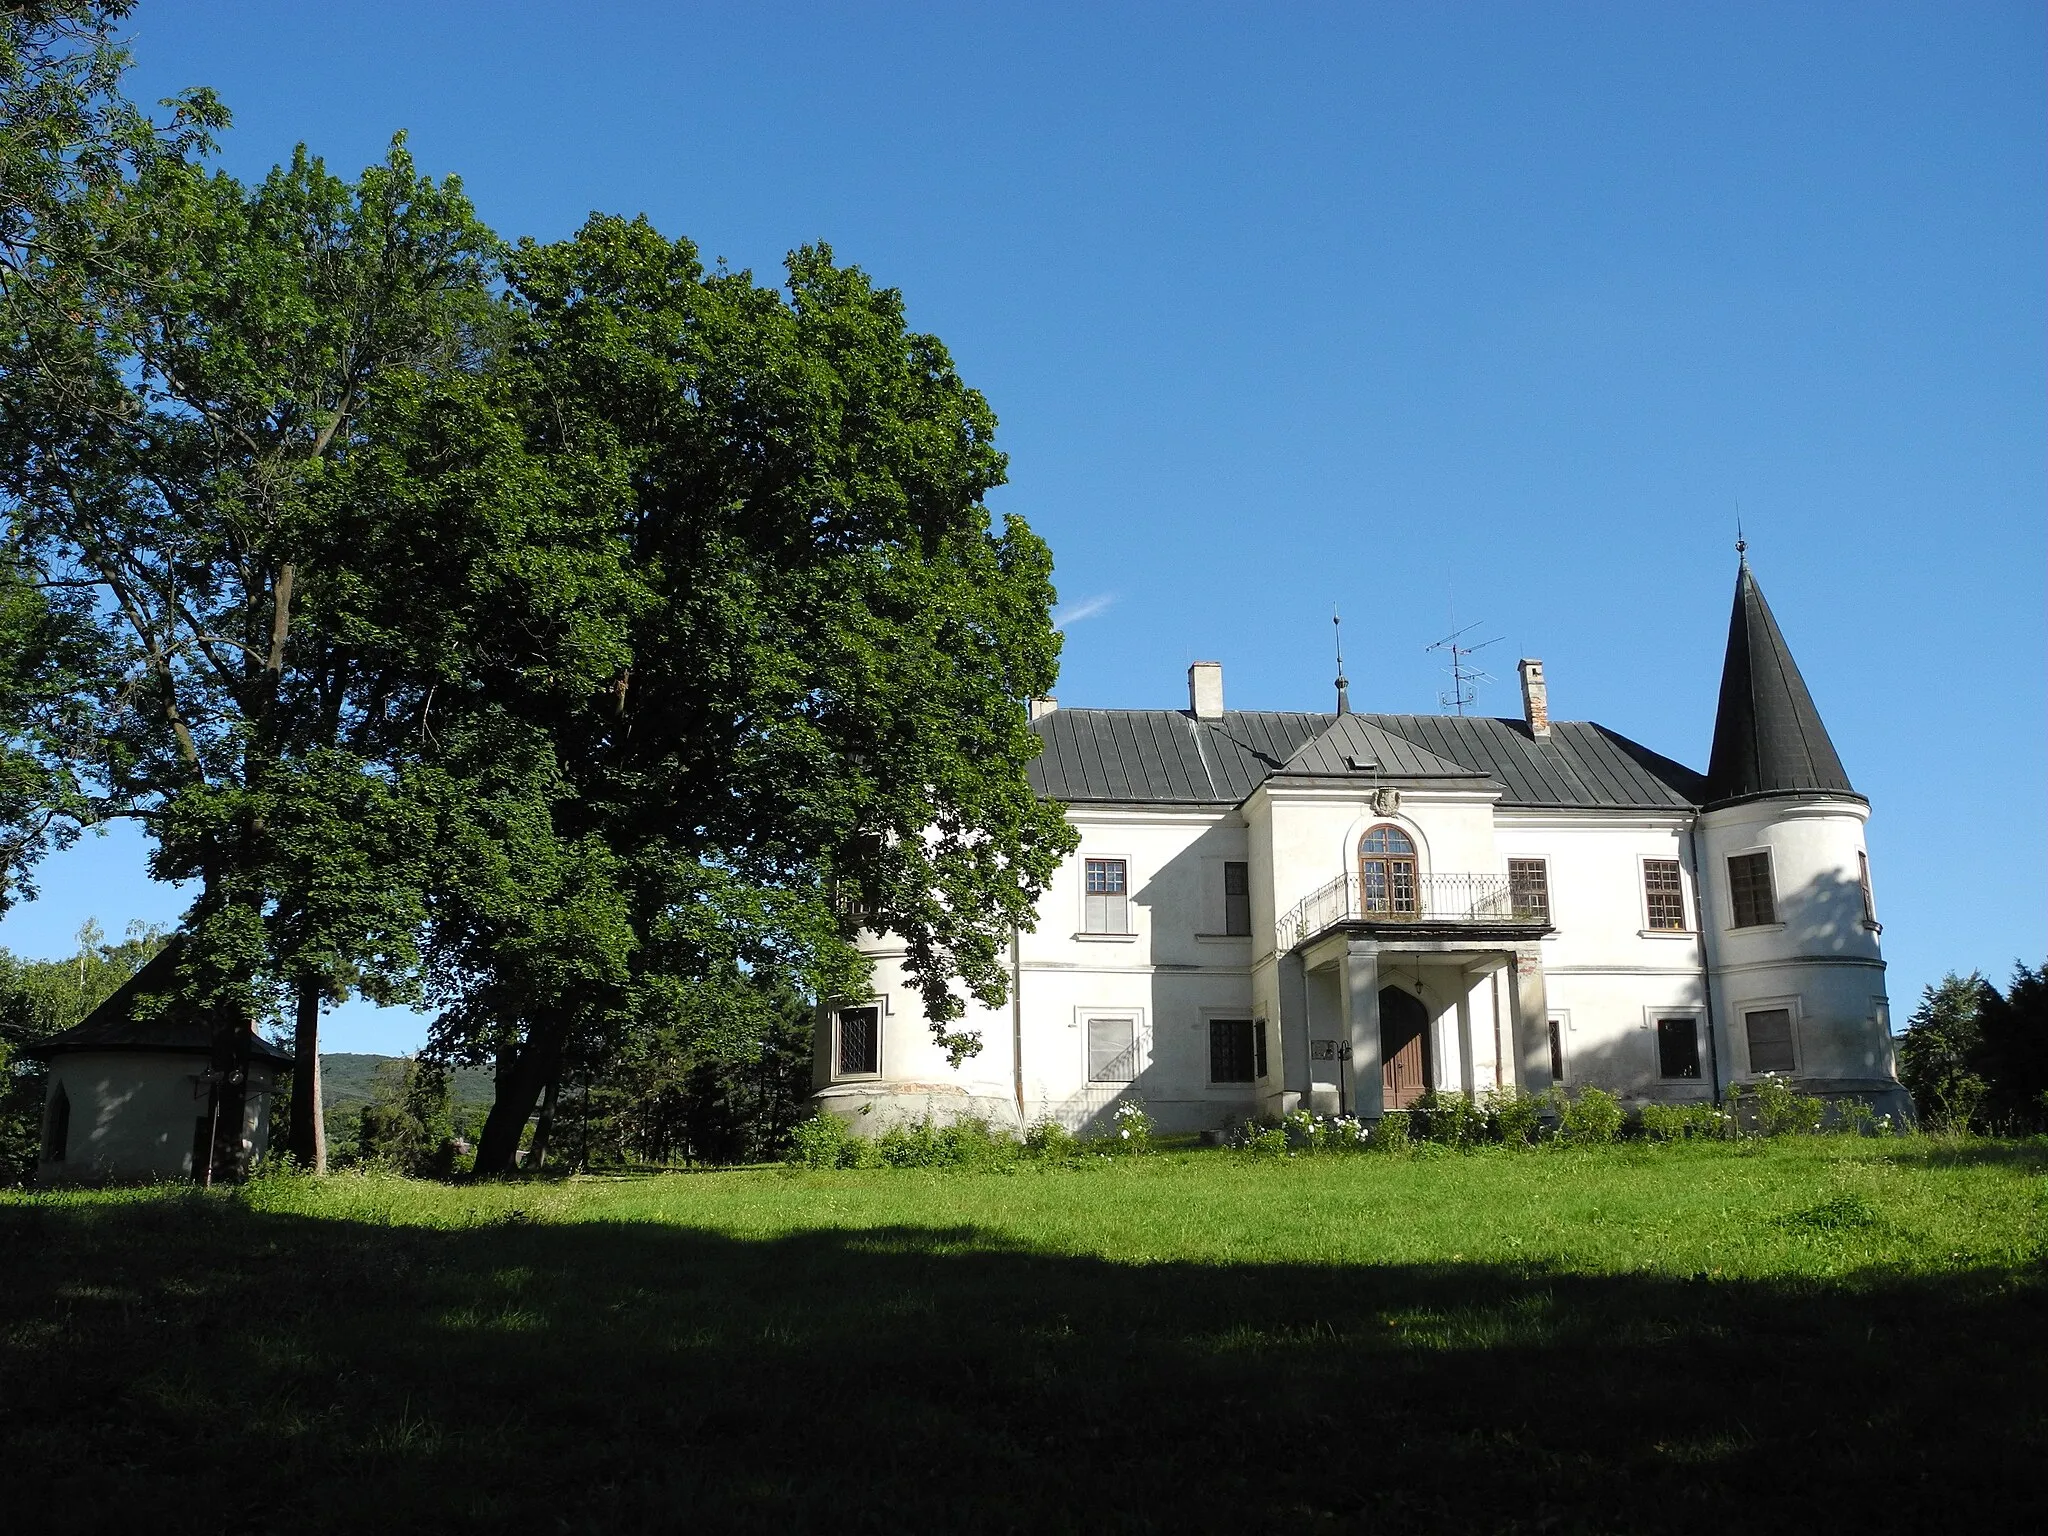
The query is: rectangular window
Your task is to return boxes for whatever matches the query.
[1255,1019,1269,1079]
[1087,1016,1138,1082]
[1508,858,1550,922]
[1858,851,1878,926]
[1084,857,1130,933]
[1643,859,1686,931]
[1656,1017,1702,1080]
[1209,1019,1258,1083]
[1744,1008,1796,1074]
[1223,861,1251,936]
[1728,851,1776,928]
[836,1005,880,1076]
[1548,1019,1565,1084]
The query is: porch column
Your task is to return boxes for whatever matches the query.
[1507,942,1552,1095]
[1277,952,1310,1105]
[1454,980,1476,1096]
[1343,939,1384,1119]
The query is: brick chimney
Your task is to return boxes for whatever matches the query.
[1518,658,1550,738]
[1028,696,1058,722]
[1188,661,1224,721]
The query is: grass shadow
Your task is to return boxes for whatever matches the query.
[0,1193,2041,1533]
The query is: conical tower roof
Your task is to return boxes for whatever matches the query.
[1704,560,1858,808]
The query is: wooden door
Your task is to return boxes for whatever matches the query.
[1379,986,1432,1109]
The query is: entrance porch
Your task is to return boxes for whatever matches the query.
[1274,929,1555,1119]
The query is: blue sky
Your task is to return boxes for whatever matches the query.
[5,1,2041,1052]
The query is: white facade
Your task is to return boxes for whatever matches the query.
[36,1051,278,1185]
[817,568,1908,1134]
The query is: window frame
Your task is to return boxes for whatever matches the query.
[1081,854,1134,936]
[1640,857,1689,933]
[832,999,886,1080]
[1507,857,1550,923]
[1206,1016,1261,1085]
[1857,850,1880,930]
[1739,996,1801,1076]
[1223,860,1252,937]
[1358,823,1420,915]
[1547,1014,1567,1085]
[1082,1010,1145,1084]
[1726,848,1778,930]
[1652,1012,1704,1082]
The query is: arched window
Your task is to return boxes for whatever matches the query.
[1359,825,1418,915]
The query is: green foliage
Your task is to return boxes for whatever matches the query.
[1640,1101,1736,1142]
[1732,1075,1827,1138]
[1554,1086,1625,1146]
[342,1057,473,1177]
[1023,1118,1076,1160]
[1099,1100,1153,1154]
[1485,1087,1542,1148]
[1412,1090,1487,1149]
[1973,962,2048,1134]
[1371,1110,1413,1154]
[1896,972,1994,1131]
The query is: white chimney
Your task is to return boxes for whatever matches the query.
[1028,696,1059,722]
[1188,661,1224,721]
[1518,658,1550,738]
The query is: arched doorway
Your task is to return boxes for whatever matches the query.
[1379,986,1432,1110]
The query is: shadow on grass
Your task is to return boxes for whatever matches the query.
[0,1195,2040,1534]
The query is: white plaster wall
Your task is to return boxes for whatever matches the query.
[38,1053,276,1184]
[1699,798,1891,1088]
[1494,811,1711,1100]
[833,806,1262,1135]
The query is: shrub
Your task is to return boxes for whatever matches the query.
[875,1116,1017,1170]
[1557,1086,1624,1146]
[1486,1087,1542,1148]
[1370,1110,1412,1154]
[1281,1109,1371,1154]
[1736,1074,1826,1137]
[1243,1126,1289,1158]
[1023,1118,1076,1160]
[1640,1101,1734,1142]
[1098,1099,1153,1155]
[1412,1090,1487,1149]
[787,1112,856,1169]
[1828,1098,1877,1137]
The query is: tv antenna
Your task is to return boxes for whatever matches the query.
[1426,609,1501,716]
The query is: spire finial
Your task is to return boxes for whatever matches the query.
[1332,606,1351,715]
[1735,500,1747,566]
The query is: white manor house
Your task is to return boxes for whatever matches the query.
[815,558,1907,1135]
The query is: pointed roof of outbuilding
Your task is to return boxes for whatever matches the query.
[1704,559,1858,809]
[20,939,293,1064]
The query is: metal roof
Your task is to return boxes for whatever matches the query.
[1704,561,1858,808]
[1027,707,1706,810]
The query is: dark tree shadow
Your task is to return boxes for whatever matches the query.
[0,1194,2039,1534]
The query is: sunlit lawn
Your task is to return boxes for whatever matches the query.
[2,1137,2042,1533]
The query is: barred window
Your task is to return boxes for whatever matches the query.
[1223,861,1251,936]
[1728,852,1776,929]
[1087,1016,1138,1082]
[1084,858,1130,933]
[1656,1017,1701,1080]
[1643,859,1686,931]
[1508,859,1550,922]
[836,1006,880,1076]
[1744,1008,1796,1073]
[1209,1019,1259,1083]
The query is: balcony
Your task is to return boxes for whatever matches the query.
[1276,872,1552,952]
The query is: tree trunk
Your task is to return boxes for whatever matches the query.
[286,978,326,1173]
[472,1022,563,1177]
[528,1072,561,1171]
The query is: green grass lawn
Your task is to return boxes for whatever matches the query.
[3,1138,2043,1534]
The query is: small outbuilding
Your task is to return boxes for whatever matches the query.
[23,943,292,1186]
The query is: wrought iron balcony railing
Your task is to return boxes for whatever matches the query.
[1275,872,1547,952]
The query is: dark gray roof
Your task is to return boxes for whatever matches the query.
[22,942,294,1064]
[1028,707,1707,810]
[1705,561,1857,809]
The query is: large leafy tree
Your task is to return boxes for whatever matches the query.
[438,219,1077,1175]
[0,116,627,1171]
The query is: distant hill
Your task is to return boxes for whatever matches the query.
[321,1054,496,1112]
